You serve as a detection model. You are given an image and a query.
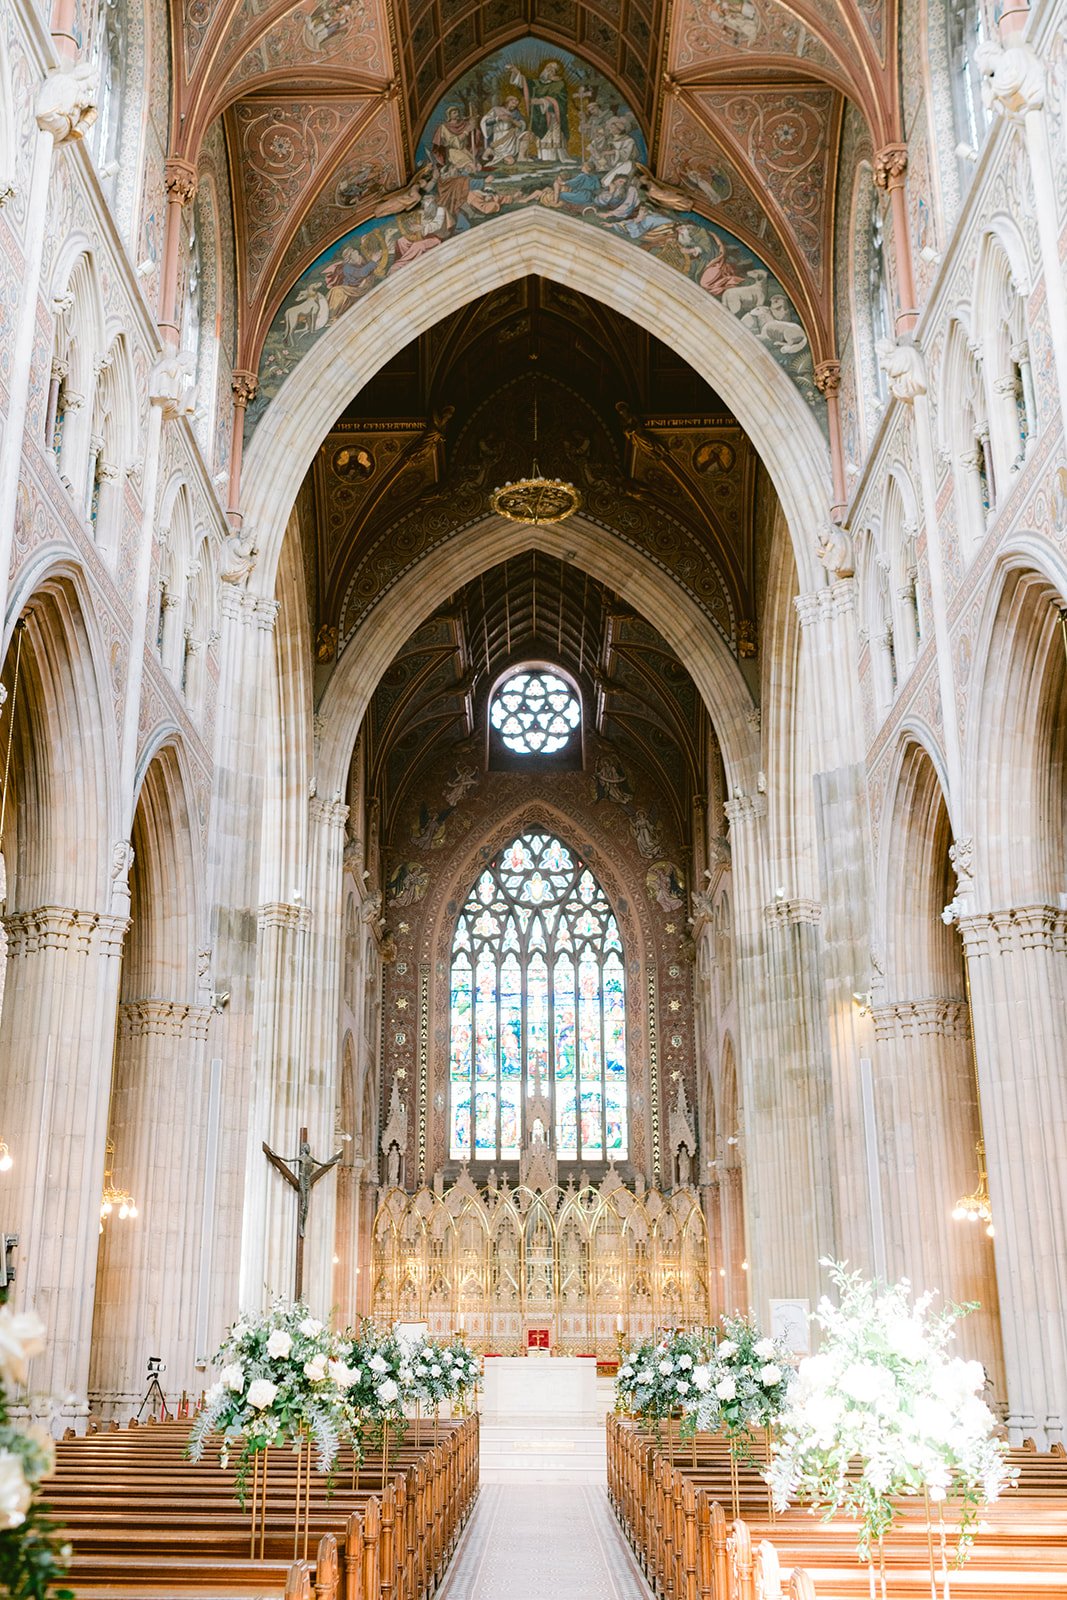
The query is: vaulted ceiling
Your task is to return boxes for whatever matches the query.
[170,0,901,374]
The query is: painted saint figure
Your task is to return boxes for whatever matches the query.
[480,95,528,165]
[508,59,570,162]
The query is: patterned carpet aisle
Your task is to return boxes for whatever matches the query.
[436,1482,655,1600]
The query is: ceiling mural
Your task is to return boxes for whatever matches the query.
[246,39,821,432]
[169,0,905,425]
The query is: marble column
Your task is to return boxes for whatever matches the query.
[958,906,1067,1445]
[88,1000,212,1416]
[0,907,127,1421]
[870,999,1004,1393]
[203,587,278,1343]
[300,793,350,1314]
[726,794,837,1317]
[794,580,878,1275]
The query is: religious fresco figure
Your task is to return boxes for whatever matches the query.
[507,59,570,161]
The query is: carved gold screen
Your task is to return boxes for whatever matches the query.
[371,1170,710,1353]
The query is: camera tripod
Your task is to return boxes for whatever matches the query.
[135,1371,171,1422]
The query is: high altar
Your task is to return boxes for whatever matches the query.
[481,1356,599,1419]
[371,1161,711,1354]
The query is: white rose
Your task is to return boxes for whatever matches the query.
[246,1378,278,1411]
[266,1330,292,1360]
[715,1376,737,1401]
[0,1309,46,1387]
[676,1379,689,1394]
[883,1315,927,1363]
[431,1364,442,1377]
[841,1362,892,1405]
[717,1341,737,1361]
[678,1355,693,1370]
[369,1353,389,1374]
[692,1365,711,1393]
[205,1381,224,1405]
[377,1378,399,1405]
[754,1338,776,1360]
[658,1360,673,1375]
[760,1363,783,1386]
[349,1366,362,1384]
[637,1368,652,1383]
[303,1355,327,1382]
[619,1365,634,1379]
[298,1317,323,1338]
[328,1359,355,1388]
[220,1363,244,1392]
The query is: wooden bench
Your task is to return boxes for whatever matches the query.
[607,1414,1067,1600]
[48,1414,479,1598]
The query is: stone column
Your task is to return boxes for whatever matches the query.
[202,587,278,1345]
[813,361,848,518]
[227,372,258,526]
[0,68,98,631]
[958,906,1067,1445]
[726,794,837,1316]
[870,1000,1004,1391]
[242,899,312,1307]
[88,1000,212,1417]
[158,160,197,349]
[0,907,127,1421]
[793,581,878,1274]
[300,793,350,1314]
[874,144,918,334]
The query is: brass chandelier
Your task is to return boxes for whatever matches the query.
[490,380,581,526]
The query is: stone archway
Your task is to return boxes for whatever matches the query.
[240,209,830,599]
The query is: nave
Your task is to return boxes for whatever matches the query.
[436,1481,654,1600]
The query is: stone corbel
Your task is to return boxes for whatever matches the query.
[36,63,99,144]
[876,337,927,404]
[148,350,197,421]
[975,40,1045,121]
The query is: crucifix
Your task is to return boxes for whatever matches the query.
[263,1126,343,1300]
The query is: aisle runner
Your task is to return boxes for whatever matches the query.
[436,1482,654,1600]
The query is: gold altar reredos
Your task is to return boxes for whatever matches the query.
[372,1165,710,1355]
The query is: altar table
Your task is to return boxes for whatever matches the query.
[481,1355,599,1419]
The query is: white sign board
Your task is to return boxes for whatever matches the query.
[769,1298,811,1354]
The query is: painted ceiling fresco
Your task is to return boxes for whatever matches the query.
[170,0,902,420]
[247,40,820,429]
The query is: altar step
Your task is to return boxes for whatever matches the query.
[479,1421,608,1484]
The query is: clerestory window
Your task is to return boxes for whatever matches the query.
[449,831,627,1164]
[489,669,580,755]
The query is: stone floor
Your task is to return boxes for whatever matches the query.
[436,1481,654,1600]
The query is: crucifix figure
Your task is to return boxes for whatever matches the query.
[263,1125,343,1300]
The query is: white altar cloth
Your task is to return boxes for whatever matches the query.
[481,1356,598,1420]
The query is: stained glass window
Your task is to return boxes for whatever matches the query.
[449,831,627,1162]
[489,671,581,754]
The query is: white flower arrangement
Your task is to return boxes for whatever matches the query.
[188,1299,359,1501]
[616,1330,711,1423]
[686,1312,795,1446]
[768,1262,1016,1560]
[0,1308,72,1594]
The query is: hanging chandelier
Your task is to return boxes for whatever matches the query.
[953,1139,994,1237]
[490,377,581,526]
[100,1139,138,1232]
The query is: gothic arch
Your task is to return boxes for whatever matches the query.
[89,737,207,1412]
[873,736,1004,1388]
[313,514,760,809]
[965,547,1067,909]
[241,208,830,600]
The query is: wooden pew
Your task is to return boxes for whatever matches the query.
[48,1413,479,1598]
[606,1414,1067,1600]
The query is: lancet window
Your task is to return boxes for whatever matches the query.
[449,831,627,1164]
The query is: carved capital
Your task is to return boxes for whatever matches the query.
[975,40,1045,121]
[873,143,908,190]
[36,64,98,144]
[793,578,857,628]
[231,369,259,409]
[957,905,1067,957]
[813,359,842,397]
[164,158,198,207]
[876,337,928,404]
[3,905,128,958]
[258,900,313,933]
[118,1000,211,1040]
[309,795,350,831]
[723,793,767,828]
[762,897,822,927]
[871,998,970,1041]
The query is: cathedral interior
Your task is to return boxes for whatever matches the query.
[0,0,1066,1471]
